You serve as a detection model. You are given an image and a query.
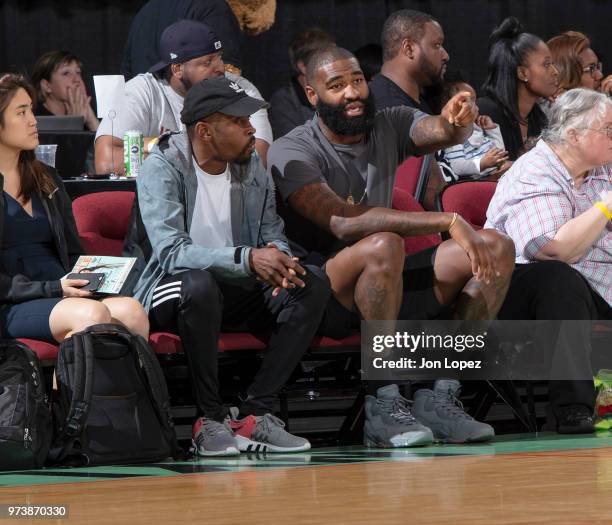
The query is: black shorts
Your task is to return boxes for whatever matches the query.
[318,245,450,338]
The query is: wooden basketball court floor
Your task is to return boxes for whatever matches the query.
[2,433,612,524]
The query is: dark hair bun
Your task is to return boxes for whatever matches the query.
[490,16,524,45]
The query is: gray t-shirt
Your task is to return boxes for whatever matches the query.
[268,106,427,261]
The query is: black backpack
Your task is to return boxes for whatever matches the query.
[49,324,180,466]
[0,340,52,470]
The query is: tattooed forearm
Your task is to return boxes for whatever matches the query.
[411,116,473,154]
[288,183,454,243]
[288,183,356,231]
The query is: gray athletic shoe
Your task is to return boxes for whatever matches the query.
[191,417,240,457]
[364,384,434,448]
[412,379,495,443]
[229,408,311,453]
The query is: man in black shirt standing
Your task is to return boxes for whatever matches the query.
[370,10,447,114]
[370,10,449,205]
[268,47,515,447]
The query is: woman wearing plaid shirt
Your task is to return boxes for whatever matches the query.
[487,88,611,434]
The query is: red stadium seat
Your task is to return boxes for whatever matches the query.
[311,333,361,348]
[149,331,269,355]
[436,181,497,232]
[394,154,432,204]
[72,191,135,256]
[150,332,361,355]
[17,338,59,362]
[392,187,441,255]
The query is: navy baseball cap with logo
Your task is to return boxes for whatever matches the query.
[181,77,269,125]
[148,20,223,73]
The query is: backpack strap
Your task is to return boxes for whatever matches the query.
[129,333,182,458]
[63,332,94,438]
[48,331,95,463]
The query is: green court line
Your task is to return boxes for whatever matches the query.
[0,474,119,487]
[0,432,610,488]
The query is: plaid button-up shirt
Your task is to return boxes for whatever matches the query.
[485,140,611,306]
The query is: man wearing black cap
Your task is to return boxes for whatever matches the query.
[95,19,272,174]
[131,77,331,456]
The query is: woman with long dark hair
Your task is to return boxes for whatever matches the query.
[0,73,148,342]
[478,17,558,160]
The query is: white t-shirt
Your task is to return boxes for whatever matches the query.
[189,160,233,249]
[95,72,273,144]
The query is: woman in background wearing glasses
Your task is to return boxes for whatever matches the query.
[547,31,612,97]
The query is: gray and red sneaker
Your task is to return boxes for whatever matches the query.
[229,408,311,453]
[191,417,240,457]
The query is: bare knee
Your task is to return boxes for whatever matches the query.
[105,298,150,338]
[361,232,405,275]
[75,301,112,330]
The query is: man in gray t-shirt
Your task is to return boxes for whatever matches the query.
[271,104,427,262]
[268,47,516,447]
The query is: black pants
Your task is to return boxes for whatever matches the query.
[149,267,331,422]
[498,260,611,414]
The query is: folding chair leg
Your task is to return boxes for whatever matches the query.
[488,380,536,432]
[526,382,537,430]
[472,388,498,422]
[337,387,366,445]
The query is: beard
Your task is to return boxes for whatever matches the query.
[180,75,194,93]
[316,91,377,136]
[181,69,224,93]
[235,137,256,164]
[420,55,447,87]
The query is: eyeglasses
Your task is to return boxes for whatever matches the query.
[582,62,603,77]
[578,127,612,138]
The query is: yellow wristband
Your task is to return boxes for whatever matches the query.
[146,137,159,154]
[594,201,612,220]
[448,212,458,231]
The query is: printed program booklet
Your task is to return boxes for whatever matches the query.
[67,256,137,294]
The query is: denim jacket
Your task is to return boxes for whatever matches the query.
[132,131,290,311]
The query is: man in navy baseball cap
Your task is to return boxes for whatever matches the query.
[149,19,225,92]
[149,19,223,76]
[95,19,273,175]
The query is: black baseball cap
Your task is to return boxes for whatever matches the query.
[181,77,270,125]
[148,20,223,73]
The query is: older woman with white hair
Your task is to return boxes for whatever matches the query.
[487,88,612,434]
[487,88,611,301]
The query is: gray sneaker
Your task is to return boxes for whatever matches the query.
[364,384,434,448]
[229,408,311,453]
[191,417,240,457]
[412,379,495,443]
